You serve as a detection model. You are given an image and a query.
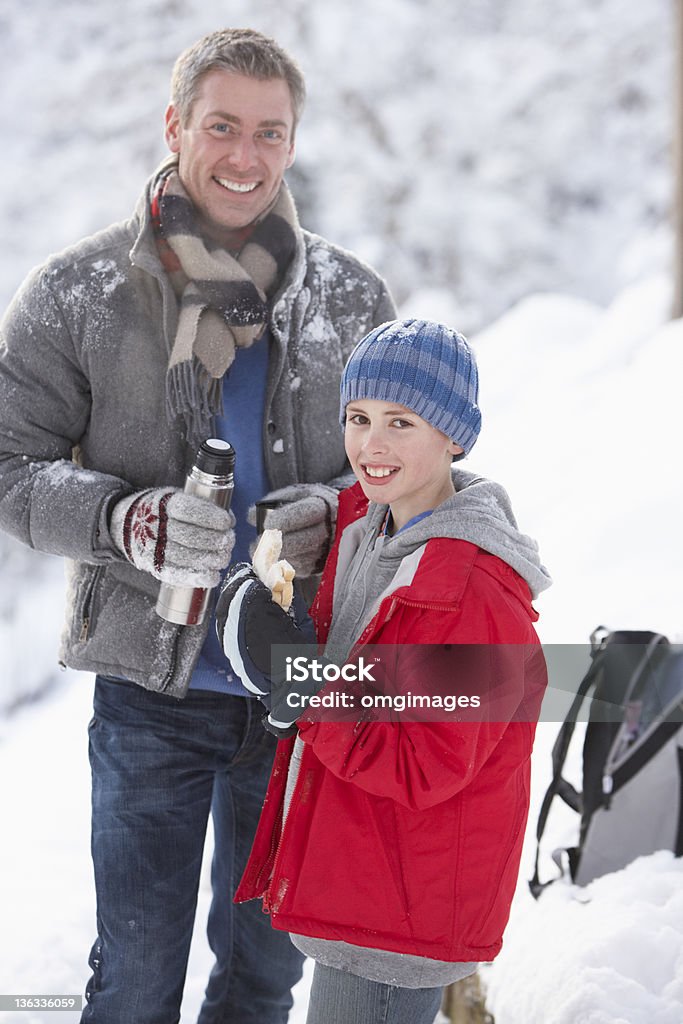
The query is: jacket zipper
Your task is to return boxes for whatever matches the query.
[259,813,284,913]
[160,626,182,693]
[79,567,104,642]
[260,751,312,912]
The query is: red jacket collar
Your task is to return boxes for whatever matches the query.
[330,482,536,617]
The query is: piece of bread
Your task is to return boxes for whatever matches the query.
[252,529,296,611]
[253,529,282,581]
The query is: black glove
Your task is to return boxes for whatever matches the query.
[216,563,326,737]
[216,563,301,695]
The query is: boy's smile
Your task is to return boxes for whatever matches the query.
[344,399,463,532]
[363,464,399,480]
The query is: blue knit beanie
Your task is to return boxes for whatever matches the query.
[340,319,481,455]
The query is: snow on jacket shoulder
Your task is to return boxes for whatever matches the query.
[236,483,547,963]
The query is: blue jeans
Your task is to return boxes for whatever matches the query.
[82,676,304,1024]
[306,964,443,1024]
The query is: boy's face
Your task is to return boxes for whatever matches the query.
[344,398,463,532]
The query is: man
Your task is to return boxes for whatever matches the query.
[0,28,395,1024]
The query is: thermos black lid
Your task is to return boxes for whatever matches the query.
[196,438,235,476]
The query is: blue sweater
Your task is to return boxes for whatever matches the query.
[189,331,270,695]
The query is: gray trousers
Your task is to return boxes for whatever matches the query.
[305,963,443,1024]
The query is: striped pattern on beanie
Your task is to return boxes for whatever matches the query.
[340,319,481,454]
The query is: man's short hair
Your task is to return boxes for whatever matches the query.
[170,28,306,134]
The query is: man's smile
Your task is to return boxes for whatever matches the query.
[214,176,259,193]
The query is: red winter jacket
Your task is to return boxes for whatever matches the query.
[235,484,546,963]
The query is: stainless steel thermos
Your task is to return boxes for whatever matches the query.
[155,438,235,626]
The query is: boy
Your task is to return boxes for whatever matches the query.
[217,318,551,1024]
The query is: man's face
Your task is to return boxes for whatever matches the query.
[165,70,296,234]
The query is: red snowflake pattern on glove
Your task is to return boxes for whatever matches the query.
[121,490,171,570]
[131,500,158,548]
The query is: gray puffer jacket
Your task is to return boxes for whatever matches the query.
[0,172,395,696]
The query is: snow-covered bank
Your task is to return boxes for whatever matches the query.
[470,275,683,644]
[486,851,683,1024]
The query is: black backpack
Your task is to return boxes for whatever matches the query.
[530,627,683,896]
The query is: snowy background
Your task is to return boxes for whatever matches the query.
[1,1,682,1022]
[0,0,673,330]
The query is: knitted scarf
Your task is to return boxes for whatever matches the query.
[150,158,299,441]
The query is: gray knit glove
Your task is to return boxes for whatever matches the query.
[249,483,339,578]
[110,487,235,587]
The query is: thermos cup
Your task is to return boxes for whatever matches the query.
[155,438,235,626]
[255,499,282,534]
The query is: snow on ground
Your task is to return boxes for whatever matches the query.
[0,280,682,1022]
[486,851,683,1024]
[0,671,313,1024]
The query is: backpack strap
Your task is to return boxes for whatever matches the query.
[677,746,683,858]
[528,627,611,898]
[607,665,683,797]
